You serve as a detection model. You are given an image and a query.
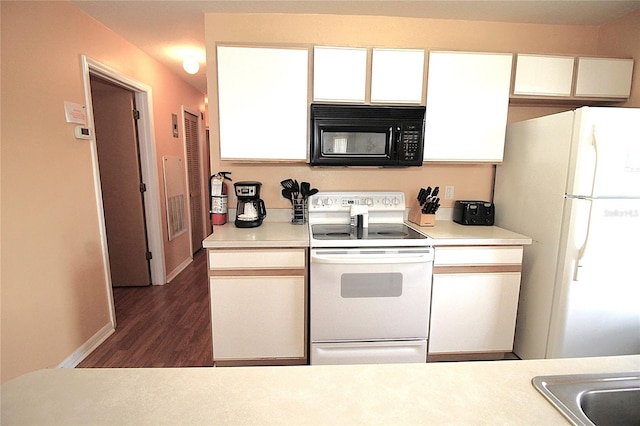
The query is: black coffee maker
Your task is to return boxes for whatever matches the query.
[234,181,267,228]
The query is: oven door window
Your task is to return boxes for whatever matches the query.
[341,273,403,298]
[320,126,392,158]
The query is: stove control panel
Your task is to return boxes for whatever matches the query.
[309,192,406,212]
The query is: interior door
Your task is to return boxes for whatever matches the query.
[185,111,203,254]
[91,76,151,287]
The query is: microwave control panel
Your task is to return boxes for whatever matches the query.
[399,124,423,163]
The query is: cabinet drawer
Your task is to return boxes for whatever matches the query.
[209,248,306,270]
[434,246,523,266]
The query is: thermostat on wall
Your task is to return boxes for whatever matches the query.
[74,125,93,140]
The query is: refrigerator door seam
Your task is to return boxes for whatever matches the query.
[589,125,599,198]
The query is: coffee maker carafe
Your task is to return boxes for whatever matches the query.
[234,181,267,228]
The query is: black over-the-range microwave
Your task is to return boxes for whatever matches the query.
[309,103,426,167]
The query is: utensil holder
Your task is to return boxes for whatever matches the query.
[291,199,307,225]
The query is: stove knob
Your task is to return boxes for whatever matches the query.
[392,197,400,206]
[381,197,389,206]
[364,197,373,206]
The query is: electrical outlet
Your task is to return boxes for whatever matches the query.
[445,186,454,200]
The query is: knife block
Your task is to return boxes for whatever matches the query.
[408,207,436,227]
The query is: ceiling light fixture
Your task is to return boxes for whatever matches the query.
[183,57,200,74]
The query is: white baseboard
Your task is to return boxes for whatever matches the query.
[165,256,193,283]
[58,322,115,369]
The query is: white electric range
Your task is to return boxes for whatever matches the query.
[308,192,434,365]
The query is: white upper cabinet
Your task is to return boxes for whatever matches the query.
[217,46,309,161]
[313,47,425,104]
[513,54,574,97]
[575,57,634,98]
[511,55,634,102]
[313,46,367,103]
[371,48,425,104]
[424,51,513,162]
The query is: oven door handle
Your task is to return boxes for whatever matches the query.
[311,252,432,265]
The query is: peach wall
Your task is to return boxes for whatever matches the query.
[1,1,205,382]
[205,13,606,210]
[598,9,640,107]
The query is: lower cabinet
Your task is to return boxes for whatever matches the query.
[207,248,307,365]
[428,246,523,360]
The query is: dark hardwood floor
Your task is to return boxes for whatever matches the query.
[78,249,213,368]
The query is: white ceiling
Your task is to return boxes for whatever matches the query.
[71,0,640,94]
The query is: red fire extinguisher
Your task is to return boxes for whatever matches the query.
[210,171,232,226]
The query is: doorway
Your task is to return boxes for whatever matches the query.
[82,55,167,330]
[91,76,151,287]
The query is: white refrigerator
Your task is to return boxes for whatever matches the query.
[494,106,640,359]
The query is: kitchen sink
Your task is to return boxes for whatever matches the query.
[532,372,640,426]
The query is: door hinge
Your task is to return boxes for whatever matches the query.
[133,109,140,120]
[139,182,147,193]
[146,251,153,260]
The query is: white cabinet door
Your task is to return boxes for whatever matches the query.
[313,46,367,103]
[424,51,512,162]
[371,48,425,104]
[429,272,521,353]
[217,46,308,160]
[575,57,634,98]
[210,275,306,360]
[513,54,574,97]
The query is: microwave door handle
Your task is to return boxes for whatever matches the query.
[391,126,400,157]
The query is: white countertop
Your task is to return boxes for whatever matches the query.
[203,211,309,248]
[202,210,531,249]
[410,220,532,246]
[3,355,638,425]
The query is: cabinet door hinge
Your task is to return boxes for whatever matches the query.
[139,183,147,193]
[133,109,140,120]
[146,251,153,260]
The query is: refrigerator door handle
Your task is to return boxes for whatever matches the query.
[573,198,594,281]
[573,126,599,280]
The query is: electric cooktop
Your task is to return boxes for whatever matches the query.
[311,223,425,240]
[308,191,433,248]
[310,223,431,248]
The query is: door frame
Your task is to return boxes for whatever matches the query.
[81,55,167,322]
